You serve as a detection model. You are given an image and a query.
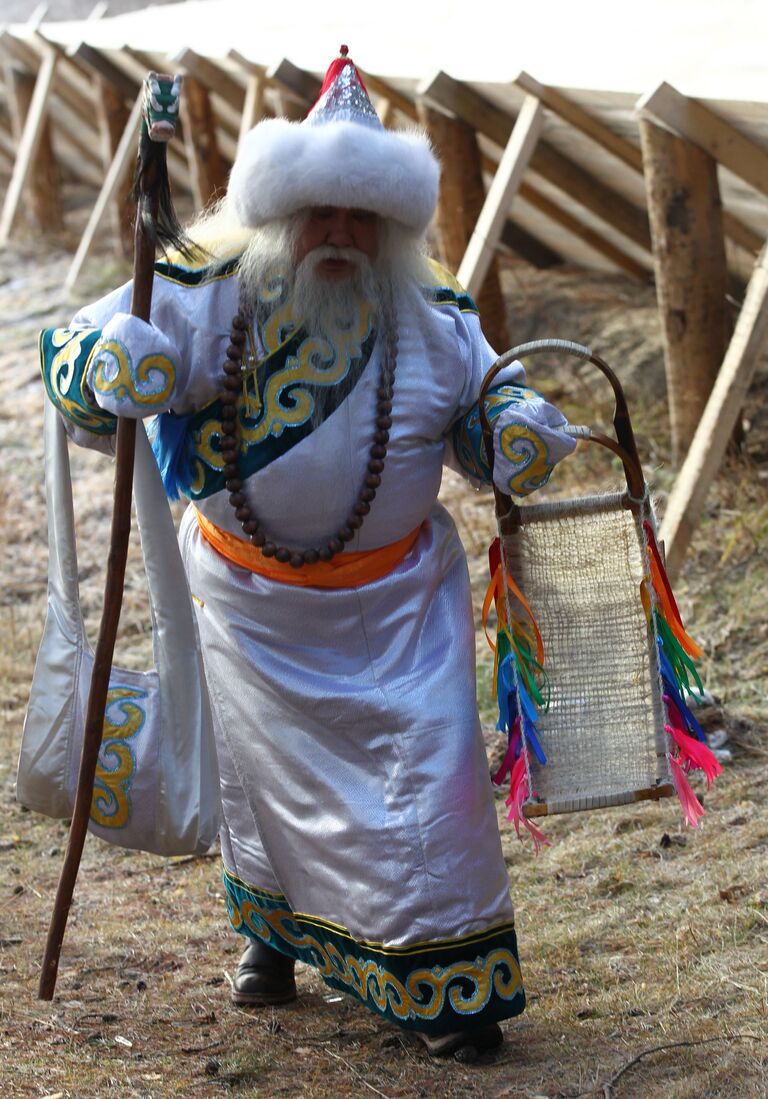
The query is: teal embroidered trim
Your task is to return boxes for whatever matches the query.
[39,327,117,436]
[153,255,240,288]
[452,384,540,483]
[224,869,525,1036]
[172,320,378,501]
[427,285,479,314]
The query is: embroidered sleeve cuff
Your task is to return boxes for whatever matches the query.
[40,326,117,437]
[492,399,576,497]
[452,383,548,485]
[88,313,180,418]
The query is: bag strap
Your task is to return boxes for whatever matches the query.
[43,402,200,669]
[43,399,87,636]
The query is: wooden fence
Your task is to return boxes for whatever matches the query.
[1,24,767,574]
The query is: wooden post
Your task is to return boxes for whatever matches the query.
[179,76,227,212]
[418,102,509,351]
[457,94,544,300]
[638,117,729,462]
[660,243,768,578]
[93,75,133,258]
[0,48,59,245]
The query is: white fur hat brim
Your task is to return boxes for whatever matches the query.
[228,118,440,234]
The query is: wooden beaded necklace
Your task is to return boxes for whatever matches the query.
[219,285,398,569]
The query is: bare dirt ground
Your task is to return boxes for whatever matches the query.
[0,232,766,1098]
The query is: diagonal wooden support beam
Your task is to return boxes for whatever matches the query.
[173,47,246,111]
[1,31,103,173]
[3,58,63,232]
[457,95,545,298]
[64,90,143,291]
[515,69,643,171]
[421,71,652,254]
[0,46,57,245]
[660,242,768,578]
[518,182,650,280]
[68,40,139,102]
[227,50,270,145]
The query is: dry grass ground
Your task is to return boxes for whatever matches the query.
[0,236,766,1098]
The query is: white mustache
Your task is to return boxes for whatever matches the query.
[304,245,368,270]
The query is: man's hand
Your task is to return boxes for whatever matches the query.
[491,390,576,497]
[87,313,181,418]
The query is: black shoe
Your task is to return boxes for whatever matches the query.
[231,940,297,1007]
[417,1022,503,1060]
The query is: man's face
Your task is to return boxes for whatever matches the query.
[294,206,380,280]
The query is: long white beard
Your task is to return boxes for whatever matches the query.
[292,246,378,342]
[235,217,431,426]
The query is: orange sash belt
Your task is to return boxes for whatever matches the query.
[194,508,422,589]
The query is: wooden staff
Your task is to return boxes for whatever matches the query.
[39,73,190,1001]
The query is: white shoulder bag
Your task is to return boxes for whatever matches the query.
[17,401,221,856]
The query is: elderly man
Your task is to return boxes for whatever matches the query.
[40,49,574,1057]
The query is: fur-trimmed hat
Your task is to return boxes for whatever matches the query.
[227,47,440,233]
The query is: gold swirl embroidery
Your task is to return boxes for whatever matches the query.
[235,899,521,1022]
[259,271,298,353]
[90,686,146,829]
[241,302,374,446]
[498,423,553,496]
[48,328,107,431]
[92,338,176,407]
[426,257,465,295]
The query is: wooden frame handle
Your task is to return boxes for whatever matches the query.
[478,339,647,520]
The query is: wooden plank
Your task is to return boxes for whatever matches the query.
[660,243,768,578]
[173,47,245,111]
[515,69,643,171]
[3,61,63,232]
[723,211,764,256]
[180,75,227,212]
[67,41,139,102]
[0,122,16,160]
[269,57,320,106]
[227,50,273,138]
[420,70,652,253]
[0,32,102,170]
[638,81,768,201]
[238,73,266,146]
[93,48,192,195]
[418,101,509,349]
[129,47,240,149]
[360,72,417,121]
[639,117,730,461]
[32,30,104,127]
[0,47,57,244]
[64,91,142,291]
[227,50,267,80]
[499,220,563,268]
[375,95,394,129]
[457,95,545,298]
[513,73,760,255]
[518,182,650,279]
